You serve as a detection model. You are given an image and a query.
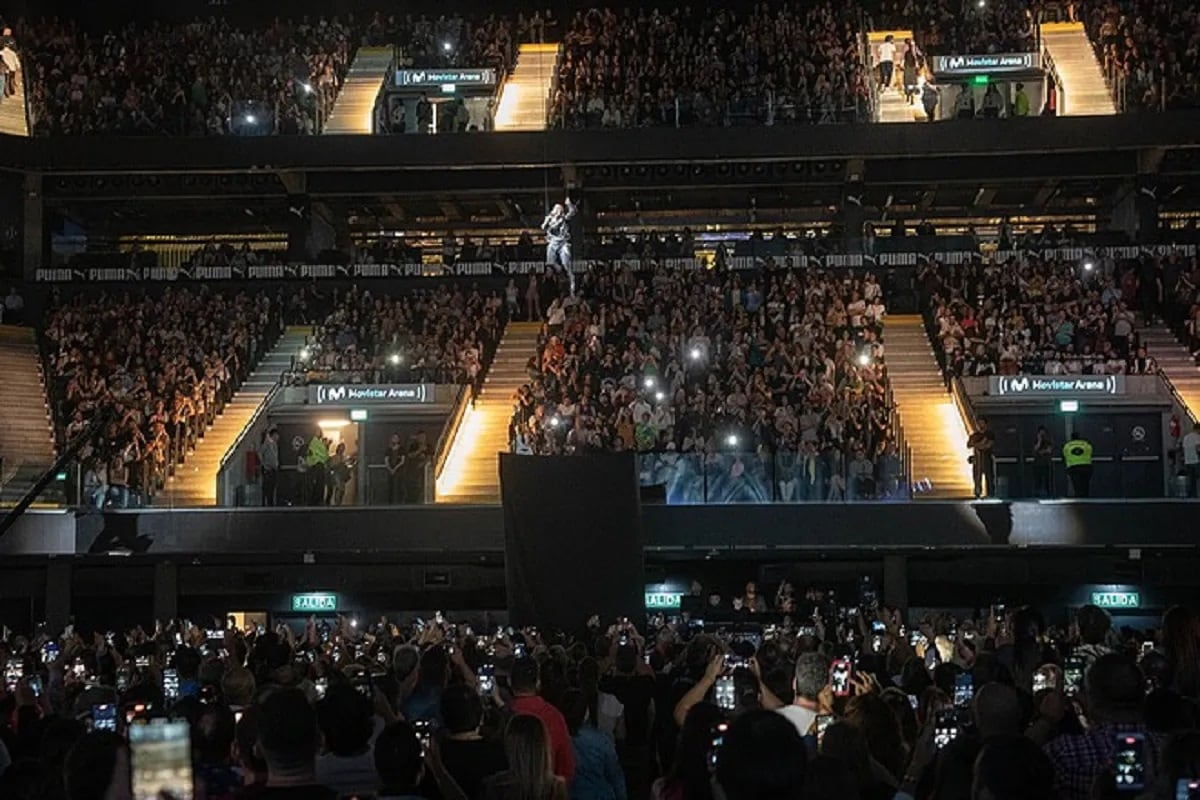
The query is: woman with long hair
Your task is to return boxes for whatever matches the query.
[843,693,908,784]
[485,715,568,800]
[651,702,724,800]
[1162,605,1200,699]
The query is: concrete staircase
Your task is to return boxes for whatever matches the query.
[0,326,56,503]
[322,46,393,134]
[435,321,541,503]
[1039,22,1117,116]
[1142,323,1200,421]
[494,44,559,131]
[158,326,309,507]
[868,30,922,123]
[885,315,975,499]
[0,59,30,137]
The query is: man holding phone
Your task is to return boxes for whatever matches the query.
[1042,654,1163,800]
[777,653,827,738]
[897,683,1022,800]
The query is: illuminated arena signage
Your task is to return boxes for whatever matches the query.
[933,52,1037,75]
[1091,591,1140,609]
[991,375,1125,396]
[310,384,435,406]
[291,593,339,612]
[395,68,497,89]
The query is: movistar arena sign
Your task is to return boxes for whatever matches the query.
[991,375,1124,396]
[310,383,435,405]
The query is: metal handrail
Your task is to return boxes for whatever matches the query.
[1158,366,1199,428]
[950,374,979,436]
[215,322,293,473]
[0,407,110,540]
[18,51,31,136]
[217,371,287,475]
[433,383,470,482]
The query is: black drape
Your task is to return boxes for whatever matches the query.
[500,453,644,630]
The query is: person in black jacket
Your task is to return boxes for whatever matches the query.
[541,197,578,296]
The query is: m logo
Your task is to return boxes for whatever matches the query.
[948,55,965,70]
[411,71,425,83]
[1003,376,1030,394]
[317,385,347,403]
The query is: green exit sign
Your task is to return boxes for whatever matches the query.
[1091,591,1140,609]
[291,593,339,612]
[645,592,683,610]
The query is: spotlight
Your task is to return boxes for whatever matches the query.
[442,41,453,52]
[244,114,257,125]
[1083,261,1095,272]
[301,82,314,94]
[858,352,871,366]
[389,353,402,365]
[644,376,656,389]
[549,416,561,428]
[299,347,311,361]
[726,434,740,448]
[977,0,986,7]
[655,391,665,402]
[689,347,702,361]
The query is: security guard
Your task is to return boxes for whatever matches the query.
[1063,433,1094,498]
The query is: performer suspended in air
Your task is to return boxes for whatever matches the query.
[541,195,577,295]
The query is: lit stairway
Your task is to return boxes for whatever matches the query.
[1039,22,1117,116]
[158,326,309,507]
[436,321,542,503]
[322,46,393,134]
[885,316,975,499]
[494,44,559,131]
[1142,323,1200,421]
[867,30,922,123]
[0,56,29,137]
[0,326,56,503]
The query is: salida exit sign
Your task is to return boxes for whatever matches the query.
[291,593,338,612]
[1091,591,1140,609]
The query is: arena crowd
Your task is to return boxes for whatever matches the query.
[293,284,504,391]
[6,0,1200,137]
[43,288,282,507]
[0,592,1194,800]
[510,265,898,502]
[922,255,1163,378]
[551,4,869,128]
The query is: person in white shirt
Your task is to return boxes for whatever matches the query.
[1183,421,1200,497]
[877,35,896,90]
[777,652,828,737]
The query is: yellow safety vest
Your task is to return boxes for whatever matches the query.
[306,437,329,467]
[1062,439,1093,468]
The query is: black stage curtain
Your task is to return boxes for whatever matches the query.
[500,453,644,630]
